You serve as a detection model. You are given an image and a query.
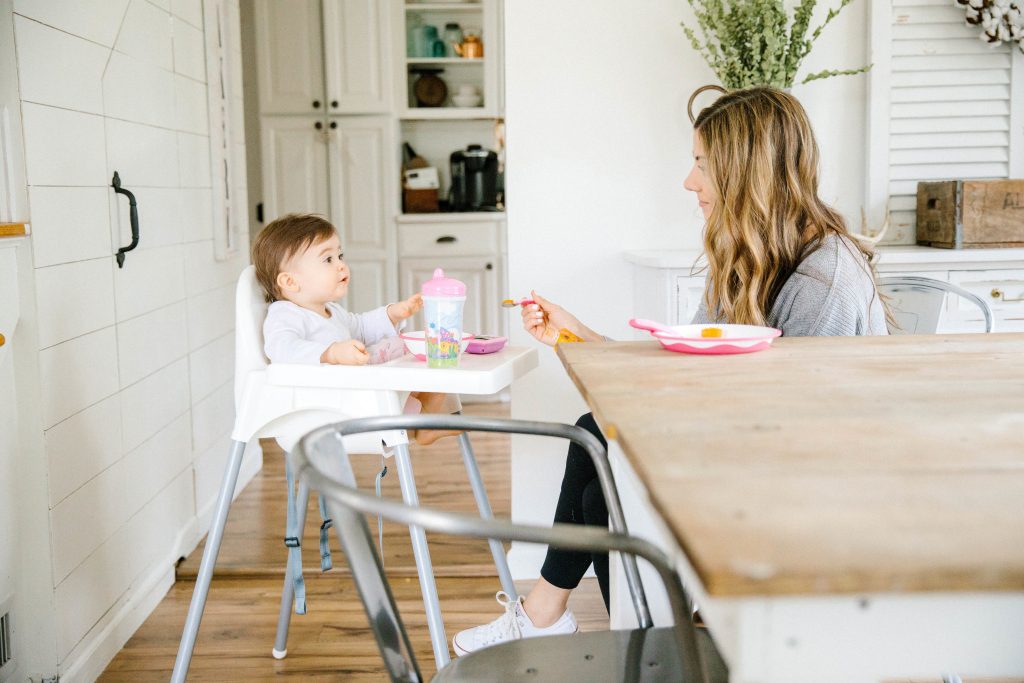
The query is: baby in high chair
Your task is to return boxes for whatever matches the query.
[251,212,460,445]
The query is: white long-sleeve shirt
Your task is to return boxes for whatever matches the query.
[263,300,399,365]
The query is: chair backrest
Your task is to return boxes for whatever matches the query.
[876,276,995,334]
[235,265,271,405]
[294,414,707,683]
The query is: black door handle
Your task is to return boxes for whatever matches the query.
[436,235,457,244]
[315,121,323,130]
[329,121,337,129]
[313,99,321,108]
[112,172,139,268]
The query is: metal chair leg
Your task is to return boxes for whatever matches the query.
[458,432,517,598]
[272,477,311,659]
[171,439,248,683]
[392,442,450,668]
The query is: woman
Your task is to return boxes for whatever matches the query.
[453,86,889,656]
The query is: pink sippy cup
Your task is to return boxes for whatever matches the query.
[421,268,467,368]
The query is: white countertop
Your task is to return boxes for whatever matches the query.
[624,244,1024,269]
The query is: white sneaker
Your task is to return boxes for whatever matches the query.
[452,591,578,657]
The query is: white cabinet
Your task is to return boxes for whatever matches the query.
[260,116,330,221]
[626,246,1024,334]
[254,0,325,115]
[400,256,499,336]
[323,0,391,114]
[397,216,505,337]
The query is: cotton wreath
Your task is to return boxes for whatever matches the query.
[957,0,1024,50]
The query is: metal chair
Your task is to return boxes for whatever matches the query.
[877,276,995,334]
[293,414,728,682]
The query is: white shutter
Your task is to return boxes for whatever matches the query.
[866,0,1024,245]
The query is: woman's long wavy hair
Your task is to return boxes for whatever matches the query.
[693,86,881,327]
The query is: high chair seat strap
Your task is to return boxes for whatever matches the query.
[317,493,333,572]
[284,453,307,615]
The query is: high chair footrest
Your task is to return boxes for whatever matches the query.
[272,647,287,660]
[284,536,300,548]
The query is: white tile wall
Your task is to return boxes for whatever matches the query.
[188,331,233,404]
[116,300,188,387]
[121,412,192,518]
[172,17,206,82]
[130,187,185,248]
[174,73,209,135]
[171,0,203,30]
[45,395,122,508]
[186,282,234,350]
[21,103,107,186]
[180,188,214,243]
[177,132,212,188]
[29,187,113,268]
[13,16,107,115]
[34,257,115,349]
[51,455,130,584]
[112,243,185,321]
[14,0,129,48]
[184,240,246,296]
[190,380,232,455]
[105,118,180,188]
[102,51,177,130]
[39,327,120,429]
[119,357,189,451]
[114,0,173,72]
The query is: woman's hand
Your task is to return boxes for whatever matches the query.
[521,290,603,346]
[387,293,423,326]
[321,339,369,365]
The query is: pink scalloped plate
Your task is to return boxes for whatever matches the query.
[643,323,781,355]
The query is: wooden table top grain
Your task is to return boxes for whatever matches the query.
[557,333,1024,596]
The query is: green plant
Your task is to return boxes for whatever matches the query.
[681,0,871,89]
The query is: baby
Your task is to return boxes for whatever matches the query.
[252,212,459,445]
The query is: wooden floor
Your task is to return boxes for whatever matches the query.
[100,403,607,681]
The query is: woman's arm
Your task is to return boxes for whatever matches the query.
[522,291,605,346]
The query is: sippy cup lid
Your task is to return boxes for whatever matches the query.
[421,268,466,297]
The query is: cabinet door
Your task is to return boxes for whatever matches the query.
[254,0,325,114]
[327,116,395,299]
[260,117,330,222]
[323,0,390,113]
[400,256,500,336]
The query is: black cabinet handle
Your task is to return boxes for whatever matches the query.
[256,202,264,223]
[436,235,456,244]
[331,100,339,108]
[485,262,493,270]
[329,121,337,129]
[312,99,321,108]
[112,172,139,269]
[315,121,323,130]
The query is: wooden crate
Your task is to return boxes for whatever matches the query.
[916,179,1024,249]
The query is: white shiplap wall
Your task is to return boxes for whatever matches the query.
[11,0,257,678]
[867,0,1024,244]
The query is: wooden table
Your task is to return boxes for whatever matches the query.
[558,334,1024,682]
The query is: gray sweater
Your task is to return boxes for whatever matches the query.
[692,233,889,336]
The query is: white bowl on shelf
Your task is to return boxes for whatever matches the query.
[452,93,482,107]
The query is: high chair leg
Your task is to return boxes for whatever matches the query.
[458,432,517,599]
[392,441,450,668]
[172,439,248,683]
[273,477,311,659]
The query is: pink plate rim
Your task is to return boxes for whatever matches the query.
[651,326,781,343]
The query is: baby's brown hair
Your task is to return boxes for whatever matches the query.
[251,213,337,302]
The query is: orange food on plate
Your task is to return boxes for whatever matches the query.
[700,327,723,338]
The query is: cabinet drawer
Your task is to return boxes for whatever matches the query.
[398,222,501,258]
[948,270,1024,317]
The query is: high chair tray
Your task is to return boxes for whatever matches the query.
[266,346,538,395]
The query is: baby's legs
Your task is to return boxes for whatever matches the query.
[410,391,462,445]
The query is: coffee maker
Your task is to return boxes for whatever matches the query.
[449,144,500,211]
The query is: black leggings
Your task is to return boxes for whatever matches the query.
[539,412,611,611]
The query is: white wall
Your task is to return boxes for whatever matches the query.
[504,0,869,576]
[9,1,257,678]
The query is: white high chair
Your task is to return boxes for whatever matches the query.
[171,266,516,681]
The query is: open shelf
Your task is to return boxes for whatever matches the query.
[400,108,497,120]
[405,3,484,11]
[407,57,484,65]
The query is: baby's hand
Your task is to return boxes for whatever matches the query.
[388,293,423,324]
[321,339,369,365]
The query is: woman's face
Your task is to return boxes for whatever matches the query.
[684,131,714,220]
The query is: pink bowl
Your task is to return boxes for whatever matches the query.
[642,323,781,355]
[399,331,474,361]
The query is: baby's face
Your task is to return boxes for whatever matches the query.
[282,233,350,305]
